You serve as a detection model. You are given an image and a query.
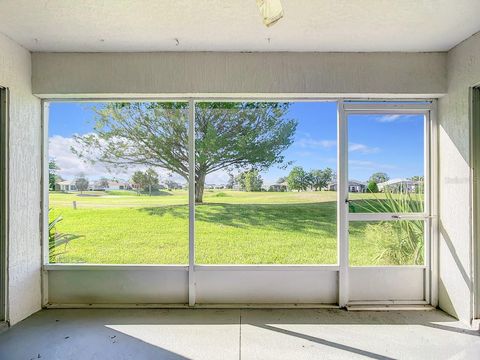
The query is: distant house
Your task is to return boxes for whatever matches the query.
[203,183,226,190]
[349,180,366,193]
[269,182,288,192]
[378,178,421,193]
[325,182,336,191]
[325,180,366,193]
[107,181,130,190]
[88,181,104,191]
[55,180,77,192]
[88,180,131,191]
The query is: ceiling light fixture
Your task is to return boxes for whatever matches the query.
[256,0,284,27]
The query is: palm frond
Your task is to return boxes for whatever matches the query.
[49,210,84,262]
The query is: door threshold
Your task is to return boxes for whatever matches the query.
[46,303,339,309]
[347,304,435,311]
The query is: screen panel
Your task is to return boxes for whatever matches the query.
[347,113,425,214]
[48,101,189,264]
[194,101,338,264]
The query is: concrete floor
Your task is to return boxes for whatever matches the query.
[0,309,478,360]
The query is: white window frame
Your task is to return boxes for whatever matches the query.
[338,100,438,306]
[41,98,438,308]
[0,87,8,323]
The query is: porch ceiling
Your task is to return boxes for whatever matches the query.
[0,0,479,53]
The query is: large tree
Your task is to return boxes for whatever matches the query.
[48,159,60,191]
[308,168,334,191]
[98,177,109,189]
[144,168,160,196]
[74,173,89,194]
[226,174,236,189]
[72,102,297,203]
[287,166,309,191]
[131,171,145,195]
[236,169,263,192]
[130,168,160,196]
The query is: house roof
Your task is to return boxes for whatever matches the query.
[349,180,366,186]
[56,180,75,186]
[107,181,128,186]
[378,178,415,186]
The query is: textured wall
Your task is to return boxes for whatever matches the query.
[0,33,41,325]
[438,32,480,323]
[31,52,446,97]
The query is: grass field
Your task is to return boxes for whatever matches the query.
[49,189,423,265]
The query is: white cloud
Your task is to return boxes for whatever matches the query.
[348,142,380,154]
[49,135,184,182]
[297,136,379,155]
[205,169,231,185]
[375,114,419,123]
[349,159,395,170]
[376,114,402,123]
[297,137,336,149]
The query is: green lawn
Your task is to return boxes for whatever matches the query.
[49,190,423,265]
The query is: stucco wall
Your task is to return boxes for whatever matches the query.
[438,32,480,324]
[0,33,41,325]
[31,52,446,97]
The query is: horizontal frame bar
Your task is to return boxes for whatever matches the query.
[45,303,339,309]
[350,265,427,269]
[44,264,340,271]
[348,213,429,221]
[347,300,429,305]
[194,265,340,271]
[44,264,189,271]
[41,96,438,104]
[44,264,425,270]
[343,103,433,112]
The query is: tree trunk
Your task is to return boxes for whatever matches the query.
[195,171,206,203]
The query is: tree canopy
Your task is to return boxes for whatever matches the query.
[286,166,334,191]
[74,173,89,193]
[367,180,379,193]
[369,172,389,183]
[287,166,309,191]
[236,169,263,192]
[73,102,297,202]
[49,159,60,190]
[131,168,160,195]
[308,168,334,191]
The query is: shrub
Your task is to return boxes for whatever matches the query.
[355,188,424,265]
[49,212,84,262]
[365,220,424,265]
[367,180,379,193]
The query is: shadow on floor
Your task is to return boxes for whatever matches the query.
[0,308,477,360]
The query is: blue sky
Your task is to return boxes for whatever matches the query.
[48,102,424,184]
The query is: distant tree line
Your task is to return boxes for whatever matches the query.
[286,166,334,191]
[225,169,264,192]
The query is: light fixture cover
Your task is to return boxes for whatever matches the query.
[256,0,284,27]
